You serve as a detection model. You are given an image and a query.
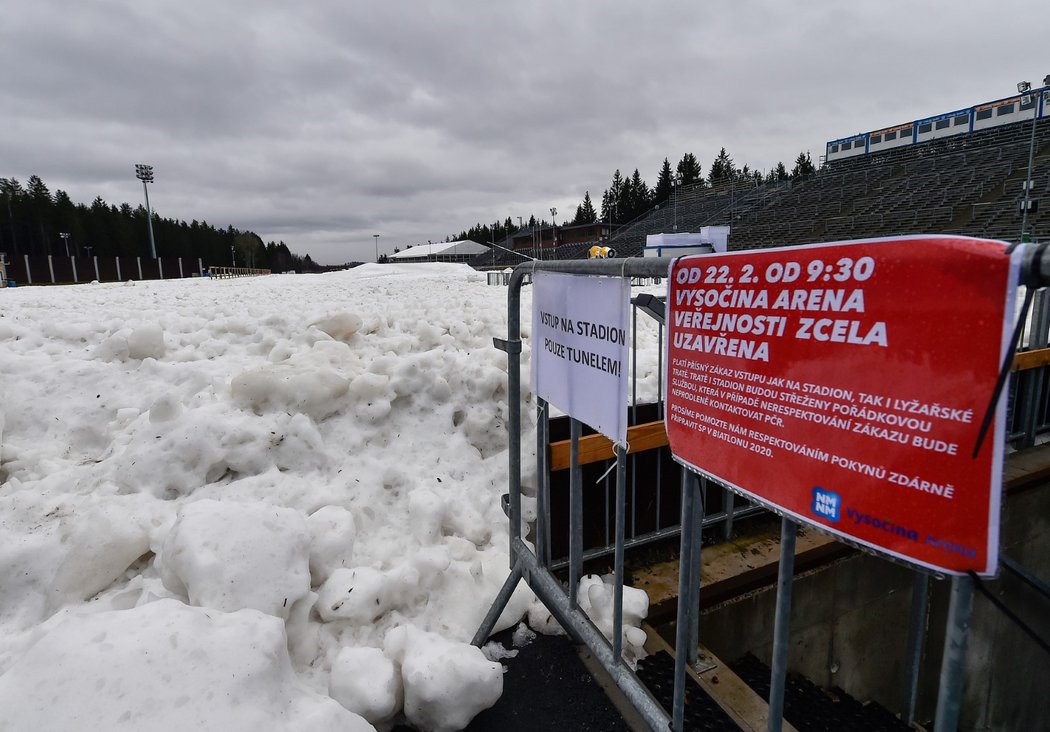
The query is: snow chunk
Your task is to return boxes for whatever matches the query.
[0,600,373,732]
[311,313,363,342]
[231,365,349,420]
[526,599,565,636]
[148,393,183,423]
[384,625,503,732]
[481,641,518,662]
[158,500,310,619]
[127,323,166,360]
[329,646,402,725]
[0,493,154,627]
[307,505,357,584]
[316,567,388,623]
[511,621,536,647]
[577,574,650,666]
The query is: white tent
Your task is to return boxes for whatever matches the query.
[388,240,489,260]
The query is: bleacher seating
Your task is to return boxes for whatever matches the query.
[468,116,1049,269]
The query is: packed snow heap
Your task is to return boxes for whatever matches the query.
[0,264,657,731]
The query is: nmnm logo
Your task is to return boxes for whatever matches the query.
[811,487,840,522]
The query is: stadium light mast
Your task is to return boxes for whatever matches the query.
[1019,76,1049,242]
[134,164,157,259]
[549,207,557,261]
[59,232,70,256]
[673,174,683,231]
[374,234,380,263]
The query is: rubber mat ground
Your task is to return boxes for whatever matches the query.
[394,628,632,732]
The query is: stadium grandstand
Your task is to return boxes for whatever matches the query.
[471,83,1050,268]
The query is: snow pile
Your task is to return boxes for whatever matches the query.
[0,599,372,732]
[0,264,660,730]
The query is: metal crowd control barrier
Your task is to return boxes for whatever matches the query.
[472,257,692,731]
[207,266,270,278]
[475,246,1050,732]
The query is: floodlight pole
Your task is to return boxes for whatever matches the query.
[549,207,557,261]
[374,234,380,263]
[673,175,682,231]
[134,164,157,259]
[1019,76,1048,242]
[59,232,70,256]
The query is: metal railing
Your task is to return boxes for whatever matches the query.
[475,246,1050,732]
[473,257,693,731]
[207,266,270,279]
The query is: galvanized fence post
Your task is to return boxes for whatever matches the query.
[687,475,705,668]
[672,467,698,731]
[612,446,628,661]
[903,570,931,726]
[569,418,583,608]
[536,399,551,567]
[768,518,798,732]
[934,574,976,732]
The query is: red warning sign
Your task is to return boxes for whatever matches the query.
[665,236,1022,575]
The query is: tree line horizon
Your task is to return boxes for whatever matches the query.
[442,149,816,252]
[0,175,315,273]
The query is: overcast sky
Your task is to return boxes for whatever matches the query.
[3,1,1048,264]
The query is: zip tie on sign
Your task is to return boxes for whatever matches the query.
[595,441,630,483]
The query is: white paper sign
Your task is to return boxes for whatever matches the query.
[531,272,630,445]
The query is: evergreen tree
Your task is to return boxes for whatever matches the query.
[578,191,597,224]
[654,158,673,202]
[0,178,23,255]
[26,175,53,254]
[601,170,625,223]
[626,169,650,219]
[708,148,734,186]
[790,151,816,179]
[767,162,789,183]
[615,171,633,222]
[676,153,703,186]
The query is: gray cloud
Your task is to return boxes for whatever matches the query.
[2,1,1048,263]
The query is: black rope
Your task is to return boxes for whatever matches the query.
[971,286,1034,458]
[967,571,1050,657]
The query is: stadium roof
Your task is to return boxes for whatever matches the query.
[388,240,489,260]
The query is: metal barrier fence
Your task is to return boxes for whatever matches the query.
[207,266,271,279]
[475,248,1050,732]
[473,257,689,730]
[3,254,204,285]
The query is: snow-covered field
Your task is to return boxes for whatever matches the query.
[0,264,660,731]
